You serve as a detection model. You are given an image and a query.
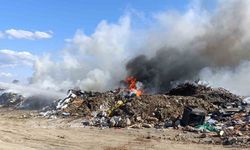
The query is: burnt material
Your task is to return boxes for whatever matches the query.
[168,83,198,96]
[168,83,242,106]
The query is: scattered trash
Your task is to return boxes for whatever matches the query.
[207,118,217,125]
[62,112,70,116]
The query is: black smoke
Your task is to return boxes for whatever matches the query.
[126,48,207,92]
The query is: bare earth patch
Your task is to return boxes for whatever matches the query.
[0,109,247,150]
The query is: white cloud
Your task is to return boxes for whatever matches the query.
[3,29,52,40]
[0,72,12,78]
[0,49,37,67]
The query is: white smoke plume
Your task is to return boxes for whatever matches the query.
[199,62,250,96]
[31,16,132,91]
[0,82,64,98]
[29,0,250,96]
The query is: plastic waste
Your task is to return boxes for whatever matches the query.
[195,123,219,132]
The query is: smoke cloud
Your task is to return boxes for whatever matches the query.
[127,0,250,94]
[126,49,206,92]
[31,17,131,91]
[30,0,250,96]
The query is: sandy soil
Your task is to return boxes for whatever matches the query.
[0,109,247,150]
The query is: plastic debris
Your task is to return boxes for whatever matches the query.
[195,123,219,132]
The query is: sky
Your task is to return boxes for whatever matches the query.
[0,0,217,83]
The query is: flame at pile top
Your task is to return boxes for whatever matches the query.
[125,76,143,97]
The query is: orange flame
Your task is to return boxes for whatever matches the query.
[125,76,143,96]
[136,90,142,97]
[125,76,136,90]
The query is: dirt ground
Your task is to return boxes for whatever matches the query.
[0,109,247,150]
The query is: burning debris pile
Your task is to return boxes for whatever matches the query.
[1,78,250,146]
[42,88,216,125]
[38,79,250,146]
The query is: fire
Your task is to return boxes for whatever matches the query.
[125,76,136,90]
[125,76,143,97]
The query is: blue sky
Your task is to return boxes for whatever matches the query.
[0,0,217,83]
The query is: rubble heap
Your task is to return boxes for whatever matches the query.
[38,82,250,146]
[41,83,243,127]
